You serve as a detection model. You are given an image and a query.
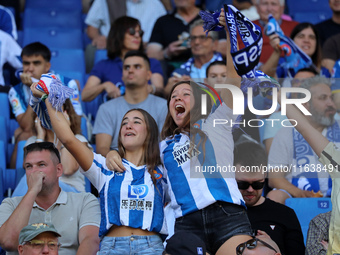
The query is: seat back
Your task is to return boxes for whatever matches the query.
[23,8,82,30]
[285,197,332,244]
[23,27,83,49]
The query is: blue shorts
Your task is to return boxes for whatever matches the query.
[175,202,252,254]
[99,235,164,255]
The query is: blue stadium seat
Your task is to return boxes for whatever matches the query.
[294,12,332,24]
[0,93,10,122]
[0,141,6,172]
[50,48,85,74]
[0,116,8,145]
[285,197,332,244]
[57,71,85,90]
[23,8,82,30]
[25,0,82,10]
[23,27,83,49]
[81,116,88,140]
[94,49,108,64]
[286,0,331,14]
[84,96,102,123]
[8,119,19,143]
[16,140,27,170]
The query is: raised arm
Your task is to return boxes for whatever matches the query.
[45,100,94,171]
[31,83,94,171]
[218,8,241,109]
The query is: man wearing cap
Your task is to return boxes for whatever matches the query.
[0,142,101,255]
[164,232,207,255]
[18,223,61,255]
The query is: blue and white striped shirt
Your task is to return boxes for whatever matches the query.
[160,102,245,219]
[81,153,168,237]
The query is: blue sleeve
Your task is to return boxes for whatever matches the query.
[321,66,331,78]
[89,60,107,81]
[150,58,164,76]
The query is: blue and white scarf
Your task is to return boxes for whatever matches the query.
[199,5,279,97]
[29,73,74,129]
[292,122,340,194]
[265,14,312,78]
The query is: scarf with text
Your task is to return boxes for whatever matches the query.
[265,14,312,78]
[29,73,73,129]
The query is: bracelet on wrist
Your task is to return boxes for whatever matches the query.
[35,138,44,143]
[41,94,48,102]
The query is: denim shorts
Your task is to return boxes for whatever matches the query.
[98,235,164,255]
[175,202,253,254]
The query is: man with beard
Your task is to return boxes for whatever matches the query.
[0,142,101,255]
[234,141,305,255]
[267,76,338,204]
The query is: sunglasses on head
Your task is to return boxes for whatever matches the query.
[127,27,144,37]
[237,181,265,190]
[236,238,277,255]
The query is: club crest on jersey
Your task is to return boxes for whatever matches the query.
[173,141,200,167]
[128,184,149,199]
[153,170,162,180]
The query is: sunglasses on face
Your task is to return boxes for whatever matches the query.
[236,238,278,255]
[237,181,265,190]
[127,27,144,37]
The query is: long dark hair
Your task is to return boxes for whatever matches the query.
[63,99,81,135]
[161,81,212,161]
[107,16,144,59]
[290,22,322,69]
[117,109,161,183]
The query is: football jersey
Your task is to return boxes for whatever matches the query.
[8,72,82,117]
[81,153,168,237]
[160,102,245,219]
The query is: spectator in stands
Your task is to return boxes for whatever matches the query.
[147,0,227,69]
[267,76,338,204]
[232,0,260,21]
[0,29,21,86]
[236,230,282,255]
[164,19,223,97]
[8,42,82,169]
[279,92,340,255]
[13,99,91,196]
[92,50,167,157]
[203,60,261,143]
[84,0,166,72]
[321,33,340,74]
[31,78,167,253]
[147,0,201,63]
[234,141,305,255]
[262,68,317,154]
[262,22,330,78]
[0,142,101,255]
[82,16,164,103]
[249,0,298,64]
[305,211,331,255]
[315,0,340,46]
[0,5,17,40]
[18,223,61,255]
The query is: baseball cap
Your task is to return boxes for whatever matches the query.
[19,223,61,245]
[165,232,206,255]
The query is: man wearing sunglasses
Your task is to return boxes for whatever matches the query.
[236,230,281,255]
[234,141,305,255]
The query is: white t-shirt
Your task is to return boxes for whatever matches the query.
[0,30,22,85]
